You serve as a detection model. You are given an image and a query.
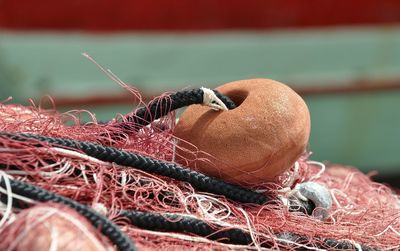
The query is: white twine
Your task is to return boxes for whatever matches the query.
[40,160,72,178]
[201,87,228,111]
[282,161,301,188]
[307,160,326,181]
[120,171,128,186]
[92,203,108,216]
[238,207,261,250]
[80,164,90,185]
[5,158,72,178]
[349,240,363,251]
[184,194,231,223]
[374,225,400,237]
[171,138,177,163]
[275,236,326,251]
[48,222,59,251]
[0,172,35,234]
[0,171,13,229]
[51,147,114,167]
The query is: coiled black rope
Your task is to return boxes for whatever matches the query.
[0,177,376,251]
[115,88,236,131]
[120,210,377,251]
[0,177,136,251]
[0,132,269,205]
[0,88,378,250]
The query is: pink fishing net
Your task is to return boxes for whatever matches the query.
[0,88,399,250]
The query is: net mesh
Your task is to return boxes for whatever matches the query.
[0,90,399,250]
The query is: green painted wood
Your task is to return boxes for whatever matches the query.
[307,92,400,173]
[1,28,400,100]
[0,28,399,173]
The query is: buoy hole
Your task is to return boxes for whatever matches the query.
[225,90,248,109]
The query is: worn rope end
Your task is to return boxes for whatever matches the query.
[200,87,228,111]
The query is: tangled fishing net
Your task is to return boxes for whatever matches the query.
[0,64,399,250]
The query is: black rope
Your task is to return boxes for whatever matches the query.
[274,232,377,251]
[0,176,376,251]
[120,210,252,245]
[0,132,268,205]
[115,88,236,131]
[120,210,377,250]
[0,176,375,251]
[0,85,377,251]
[0,88,380,250]
[0,177,136,251]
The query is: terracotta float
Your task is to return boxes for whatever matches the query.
[174,78,311,185]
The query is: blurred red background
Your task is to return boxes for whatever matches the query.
[1,0,400,31]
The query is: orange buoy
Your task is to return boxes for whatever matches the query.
[174,78,310,185]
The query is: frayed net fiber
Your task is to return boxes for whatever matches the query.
[0,86,399,251]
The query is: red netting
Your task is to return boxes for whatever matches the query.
[0,203,113,251]
[0,88,399,250]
